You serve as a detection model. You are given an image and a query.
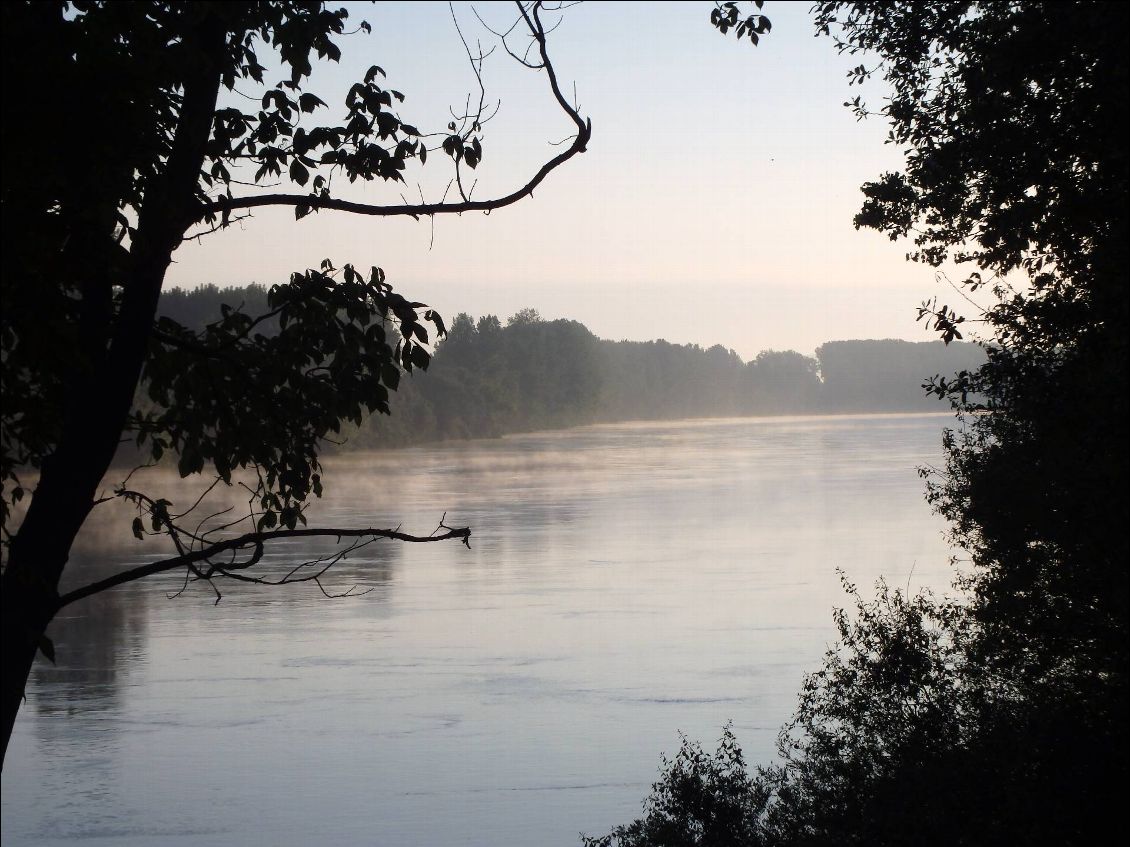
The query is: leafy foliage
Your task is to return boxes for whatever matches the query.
[592,579,1126,846]
[0,0,591,768]
[0,0,454,539]
[710,1,772,46]
[593,2,1127,844]
[583,726,770,847]
[141,263,443,530]
[812,0,1129,690]
[828,1,1128,832]
[814,1,1126,291]
[1,0,591,548]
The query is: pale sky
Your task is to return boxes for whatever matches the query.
[166,1,960,358]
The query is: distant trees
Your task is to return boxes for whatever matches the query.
[157,289,979,449]
[0,0,590,767]
[816,340,983,412]
[744,351,822,414]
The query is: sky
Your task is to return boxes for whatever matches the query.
[165,1,959,359]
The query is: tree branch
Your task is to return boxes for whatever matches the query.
[199,1,590,223]
[55,523,472,609]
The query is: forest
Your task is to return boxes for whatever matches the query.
[158,284,985,449]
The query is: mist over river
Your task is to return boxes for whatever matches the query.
[2,413,957,846]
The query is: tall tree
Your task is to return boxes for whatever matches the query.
[0,0,590,766]
[810,0,1128,699]
[585,4,1128,844]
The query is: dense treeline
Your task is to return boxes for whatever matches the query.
[157,286,983,448]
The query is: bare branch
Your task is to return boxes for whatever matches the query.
[56,522,472,609]
[185,211,253,242]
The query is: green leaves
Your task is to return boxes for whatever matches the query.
[710,2,772,45]
[915,298,965,345]
[143,263,441,522]
[184,5,435,208]
[298,92,326,113]
[442,133,483,167]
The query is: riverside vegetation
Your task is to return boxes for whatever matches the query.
[158,284,984,449]
[580,2,1128,845]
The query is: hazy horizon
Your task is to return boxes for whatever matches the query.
[163,1,985,360]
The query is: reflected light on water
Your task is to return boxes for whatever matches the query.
[2,413,956,847]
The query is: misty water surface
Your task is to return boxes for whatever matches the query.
[2,413,957,846]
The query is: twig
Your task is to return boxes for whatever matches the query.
[56,522,472,609]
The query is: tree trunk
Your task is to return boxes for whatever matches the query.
[0,15,225,769]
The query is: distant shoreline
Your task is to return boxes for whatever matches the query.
[320,409,957,458]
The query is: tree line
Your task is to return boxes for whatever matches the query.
[158,284,985,450]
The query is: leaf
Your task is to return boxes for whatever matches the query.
[298,92,326,113]
[425,309,447,337]
[132,517,144,540]
[177,445,203,477]
[382,361,401,390]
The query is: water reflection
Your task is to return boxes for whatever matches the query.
[3,413,955,847]
[32,560,149,719]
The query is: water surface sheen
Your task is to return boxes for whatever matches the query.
[2,414,956,846]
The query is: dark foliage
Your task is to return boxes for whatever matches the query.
[0,0,585,767]
[598,579,1126,847]
[582,726,770,847]
[155,289,984,450]
[592,2,1128,844]
[822,0,1130,712]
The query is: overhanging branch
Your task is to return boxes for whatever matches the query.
[56,523,472,609]
[198,0,590,224]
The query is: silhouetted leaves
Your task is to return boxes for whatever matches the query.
[711,1,772,46]
[143,264,439,531]
[594,5,1128,845]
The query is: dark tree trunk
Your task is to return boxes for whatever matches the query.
[0,15,225,769]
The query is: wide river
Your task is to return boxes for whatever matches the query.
[3,413,957,846]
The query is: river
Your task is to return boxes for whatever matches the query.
[2,413,957,846]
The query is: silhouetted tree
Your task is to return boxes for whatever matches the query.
[812,0,1128,712]
[595,3,1127,844]
[0,0,591,767]
[743,350,822,414]
[583,726,770,847]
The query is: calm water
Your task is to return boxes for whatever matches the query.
[2,413,956,846]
